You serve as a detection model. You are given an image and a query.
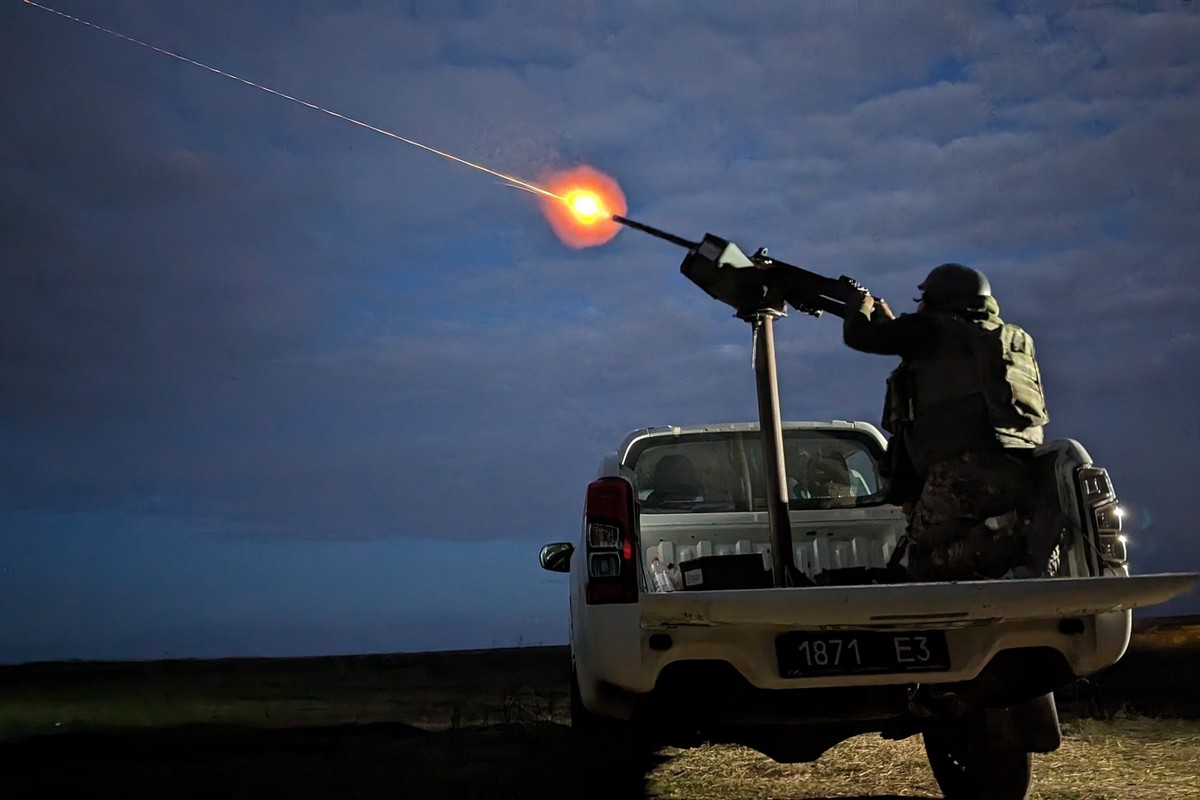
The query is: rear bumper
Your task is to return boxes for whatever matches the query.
[577,608,1131,719]
[639,646,1075,728]
[645,609,1129,689]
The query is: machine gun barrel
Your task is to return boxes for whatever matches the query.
[611,214,698,250]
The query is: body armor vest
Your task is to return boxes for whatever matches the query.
[882,314,1048,447]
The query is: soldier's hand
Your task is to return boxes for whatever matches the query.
[860,293,876,316]
[873,297,895,320]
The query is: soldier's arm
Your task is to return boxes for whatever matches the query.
[842,297,935,357]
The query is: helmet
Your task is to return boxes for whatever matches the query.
[918,263,991,307]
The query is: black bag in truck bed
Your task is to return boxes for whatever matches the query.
[679,554,772,590]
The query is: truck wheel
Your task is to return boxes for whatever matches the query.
[571,670,652,799]
[923,711,1032,800]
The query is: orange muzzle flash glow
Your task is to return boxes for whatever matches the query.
[539,166,627,248]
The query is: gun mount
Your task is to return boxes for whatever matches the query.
[611,214,870,588]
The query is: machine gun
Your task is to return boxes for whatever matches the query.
[612,215,868,320]
[612,214,872,587]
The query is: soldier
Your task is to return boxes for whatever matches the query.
[842,264,1052,580]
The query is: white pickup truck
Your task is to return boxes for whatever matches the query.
[540,420,1196,800]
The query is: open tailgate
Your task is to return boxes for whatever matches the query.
[640,573,1198,628]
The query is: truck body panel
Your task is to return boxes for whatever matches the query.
[554,421,1197,733]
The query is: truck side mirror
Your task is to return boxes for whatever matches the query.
[539,542,574,573]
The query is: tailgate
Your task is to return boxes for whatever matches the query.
[640,573,1198,628]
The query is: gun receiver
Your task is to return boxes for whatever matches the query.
[680,233,866,320]
[609,216,865,320]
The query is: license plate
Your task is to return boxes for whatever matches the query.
[776,630,950,678]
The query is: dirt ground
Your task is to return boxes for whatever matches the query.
[7,715,1200,799]
[5,720,586,799]
[0,720,940,800]
[3,620,1198,799]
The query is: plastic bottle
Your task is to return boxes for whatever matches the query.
[650,556,676,592]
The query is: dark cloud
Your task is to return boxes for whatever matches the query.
[1,1,1197,659]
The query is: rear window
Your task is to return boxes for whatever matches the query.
[625,429,888,513]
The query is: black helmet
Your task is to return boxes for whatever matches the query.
[918,263,991,307]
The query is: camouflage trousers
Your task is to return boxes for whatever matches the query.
[904,450,1043,581]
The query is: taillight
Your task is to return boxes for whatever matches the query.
[584,477,638,604]
[1078,466,1116,505]
[1094,501,1127,567]
[1077,466,1128,570]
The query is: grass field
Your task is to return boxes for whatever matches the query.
[647,717,1200,799]
[0,647,571,742]
[2,622,1199,798]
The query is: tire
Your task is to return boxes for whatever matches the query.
[923,711,1032,800]
[571,670,652,800]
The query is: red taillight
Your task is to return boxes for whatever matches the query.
[583,476,639,604]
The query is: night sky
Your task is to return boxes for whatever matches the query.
[2,1,1197,663]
